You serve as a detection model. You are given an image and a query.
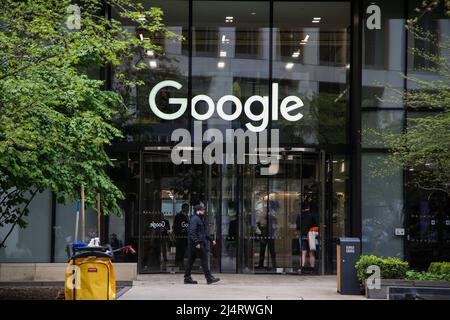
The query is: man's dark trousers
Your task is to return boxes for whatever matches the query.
[184,244,211,279]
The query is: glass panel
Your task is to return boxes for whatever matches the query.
[112,0,189,143]
[141,151,189,272]
[406,175,450,271]
[106,152,140,262]
[241,162,268,273]
[0,190,52,262]
[192,1,270,134]
[362,0,405,108]
[362,153,404,258]
[242,152,323,274]
[407,0,450,80]
[362,110,404,148]
[221,164,238,272]
[54,201,98,262]
[273,2,350,144]
[329,155,348,273]
[140,151,219,273]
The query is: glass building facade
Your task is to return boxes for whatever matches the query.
[0,0,449,275]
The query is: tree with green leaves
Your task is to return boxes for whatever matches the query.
[372,4,450,195]
[0,0,176,248]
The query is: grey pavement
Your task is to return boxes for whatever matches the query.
[119,274,366,300]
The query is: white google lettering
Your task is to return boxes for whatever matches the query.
[149,221,166,229]
[149,80,303,133]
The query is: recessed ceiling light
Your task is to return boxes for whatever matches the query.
[149,60,157,68]
[300,34,310,44]
[146,50,154,57]
[292,51,300,58]
[313,17,321,21]
[285,62,294,70]
[218,61,225,68]
[220,50,227,57]
[225,16,234,23]
[251,12,256,15]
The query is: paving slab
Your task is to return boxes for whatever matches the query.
[119,274,366,300]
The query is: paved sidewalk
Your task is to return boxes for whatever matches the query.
[119,274,366,300]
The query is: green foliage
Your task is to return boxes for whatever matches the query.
[0,0,177,247]
[405,270,450,281]
[428,262,450,275]
[355,255,410,285]
[406,0,450,28]
[368,19,450,195]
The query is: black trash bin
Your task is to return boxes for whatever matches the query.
[337,237,361,295]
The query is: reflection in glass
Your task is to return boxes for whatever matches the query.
[362,0,405,109]
[362,153,404,259]
[273,2,350,144]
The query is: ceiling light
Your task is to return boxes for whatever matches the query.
[139,33,144,41]
[146,50,154,57]
[225,16,234,23]
[220,50,227,57]
[312,17,321,23]
[291,51,300,58]
[137,15,146,21]
[285,62,294,70]
[300,34,309,44]
[149,60,157,68]
[218,61,225,68]
[221,35,230,44]
[251,12,256,15]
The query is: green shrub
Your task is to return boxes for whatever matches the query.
[355,255,410,285]
[406,270,450,281]
[428,262,450,275]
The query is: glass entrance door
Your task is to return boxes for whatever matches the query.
[138,148,219,273]
[240,149,326,274]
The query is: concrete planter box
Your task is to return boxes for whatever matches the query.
[365,279,450,299]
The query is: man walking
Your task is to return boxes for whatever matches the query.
[184,204,220,284]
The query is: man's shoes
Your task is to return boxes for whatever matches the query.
[184,277,198,284]
[206,276,220,284]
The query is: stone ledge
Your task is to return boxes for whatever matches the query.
[0,263,137,282]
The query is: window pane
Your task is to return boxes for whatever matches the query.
[112,0,189,143]
[362,153,404,258]
[54,202,98,262]
[362,0,405,108]
[273,2,350,144]
[0,191,52,262]
[407,0,450,79]
[192,1,270,133]
[362,110,404,148]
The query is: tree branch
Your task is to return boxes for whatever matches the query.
[0,188,38,248]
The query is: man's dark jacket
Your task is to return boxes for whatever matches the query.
[188,214,212,249]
